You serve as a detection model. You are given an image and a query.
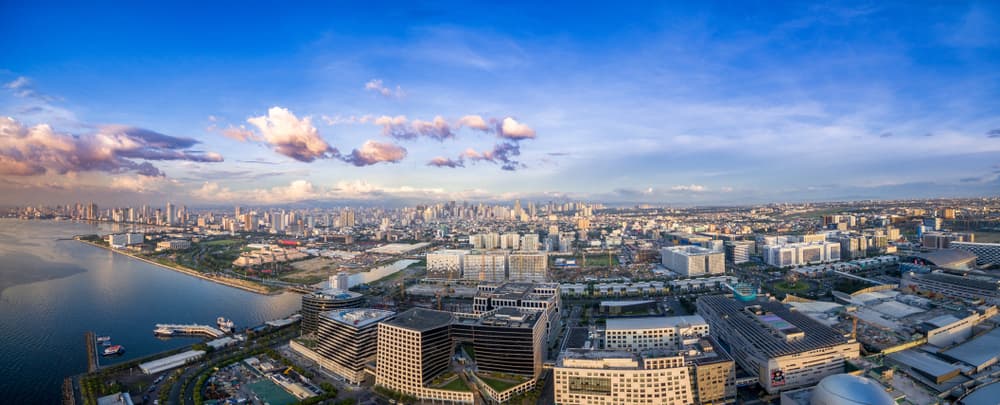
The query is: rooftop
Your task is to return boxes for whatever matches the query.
[942,327,1000,368]
[384,308,454,332]
[323,308,395,328]
[307,288,362,301]
[606,315,707,331]
[698,295,853,358]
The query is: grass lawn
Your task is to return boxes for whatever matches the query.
[477,375,522,392]
[203,239,244,246]
[439,378,470,392]
[773,281,809,293]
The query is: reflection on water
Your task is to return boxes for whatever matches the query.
[0,219,302,404]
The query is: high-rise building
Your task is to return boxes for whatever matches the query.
[375,309,473,403]
[500,232,521,250]
[661,245,725,277]
[165,202,174,226]
[314,309,394,384]
[724,241,753,264]
[507,252,548,282]
[696,296,860,394]
[426,249,467,280]
[300,289,365,335]
[463,251,506,282]
[521,233,540,251]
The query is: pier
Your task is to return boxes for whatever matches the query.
[84,331,99,372]
[154,323,226,338]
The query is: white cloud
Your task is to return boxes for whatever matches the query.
[246,107,334,162]
[364,79,405,98]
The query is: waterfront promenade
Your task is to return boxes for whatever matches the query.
[75,239,273,295]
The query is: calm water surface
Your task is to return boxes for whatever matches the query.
[0,219,301,403]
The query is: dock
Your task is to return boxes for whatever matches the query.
[154,323,226,338]
[84,331,99,372]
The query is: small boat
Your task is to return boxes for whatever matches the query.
[217,317,235,334]
[154,327,174,336]
[96,335,111,342]
[102,341,112,347]
[102,345,125,356]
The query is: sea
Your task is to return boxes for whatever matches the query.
[0,219,301,404]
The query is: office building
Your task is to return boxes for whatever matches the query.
[605,315,710,351]
[106,232,144,248]
[950,242,1000,266]
[553,337,735,405]
[661,245,725,277]
[762,241,840,268]
[501,232,521,250]
[452,308,546,377]
[300,289,365,334]
[724,241,752,264]
[314,309,394,384]
[696,296,860,393]
[375,308,472,403]
[922,231,975,249]
[474,282,561,337]
[508,252,548,282]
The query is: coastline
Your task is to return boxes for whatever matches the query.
[75,239,277,295]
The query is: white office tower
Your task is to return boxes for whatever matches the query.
[762,241,840,268]
[661,245,725,277]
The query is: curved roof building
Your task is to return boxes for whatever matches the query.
[811,374,894,405]
[905,249,977,270]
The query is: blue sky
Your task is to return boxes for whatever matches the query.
[1,1,998,206]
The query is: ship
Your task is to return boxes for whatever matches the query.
[96,335,111,342]
[154,327,175,336]
[102,341,112,347]
[217,317,235,334]
[102,345,125,356]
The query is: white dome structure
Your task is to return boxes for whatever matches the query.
[811,374,894,405]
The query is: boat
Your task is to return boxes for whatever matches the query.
[96,335,111,342]
[217,317,235,334]
[154,327,175,336]
[102,341,112,347]
[102,345,125,356]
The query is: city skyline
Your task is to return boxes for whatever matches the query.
[3,2,1000,207]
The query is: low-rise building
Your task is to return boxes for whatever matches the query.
[696,296,860,394]
[605,315,710,351]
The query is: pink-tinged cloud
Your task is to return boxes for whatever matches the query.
[214,125,259,142]
[456,115,490,131]
[341,140,407,166]
[427,156,464,168]
[498,117,536,139]
[247,107,335,162]
[0,117,223,177]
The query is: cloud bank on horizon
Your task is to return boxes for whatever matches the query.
[0,2,998,206]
